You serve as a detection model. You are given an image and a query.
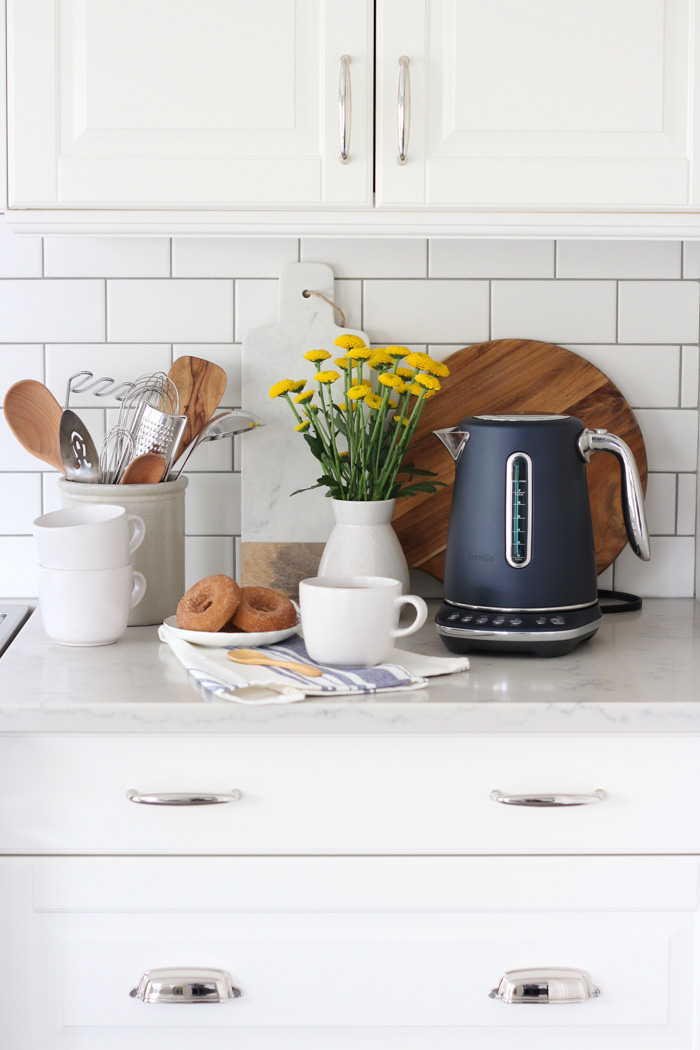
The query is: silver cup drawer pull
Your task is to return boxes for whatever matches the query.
[490,789,605,807]
[489,967,601,1005]
[126,789,243,806]
[130,967,242,1004]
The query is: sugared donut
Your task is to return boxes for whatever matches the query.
[177,575,241,632]
[233,586,297,633]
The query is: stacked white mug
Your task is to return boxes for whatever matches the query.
[32,505,147,646]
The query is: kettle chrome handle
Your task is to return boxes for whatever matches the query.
[578,429,651,561]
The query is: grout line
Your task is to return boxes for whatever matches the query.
[615,280,619,343]
[553,240,557,277]
[169,238,173,278]
[675,473,680,535]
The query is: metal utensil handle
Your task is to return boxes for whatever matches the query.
[127,789,242,806]
[578,429,651,561]
[397,56,411,164]
[490,789,605,807]
[338,54,351,162]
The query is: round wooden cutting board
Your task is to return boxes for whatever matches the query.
[392,339,648,580]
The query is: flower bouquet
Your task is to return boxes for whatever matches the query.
[270,336,449,502]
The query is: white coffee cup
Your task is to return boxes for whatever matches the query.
[33,505,145,571]
[299,575,428,667]
[39,564,147,646]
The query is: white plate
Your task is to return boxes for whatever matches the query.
[161,603,300,648]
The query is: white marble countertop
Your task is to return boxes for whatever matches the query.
[0,599,698,734]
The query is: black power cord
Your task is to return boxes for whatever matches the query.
[597,588,643,614]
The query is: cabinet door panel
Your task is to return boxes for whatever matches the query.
[377,0,697,208]
[8,0,373,207]
[1,856,696,1049]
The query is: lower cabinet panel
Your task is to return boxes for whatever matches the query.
[1,856,698,1049]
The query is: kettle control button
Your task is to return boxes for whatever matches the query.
[536,616,547,625]
[492,616,505,625]
[509,617,523,626]
[447,613,460,621]
[476,616,489,625]
[550,616,566,625]
[460,614,473,623]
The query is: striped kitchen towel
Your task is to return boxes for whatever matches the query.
[159,628,469,705]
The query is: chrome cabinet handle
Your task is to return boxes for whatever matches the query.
[130,967,242,1004]
[397,56,411,164]
[489,967,601,1004]
[490,789,605,807]
[126,789,243,806]
[338,55,351,163]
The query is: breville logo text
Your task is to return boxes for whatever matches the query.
[466,551,494,562]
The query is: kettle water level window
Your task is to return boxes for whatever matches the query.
[506,453,532,569]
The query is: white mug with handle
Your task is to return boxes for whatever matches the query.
[299,575,428,667]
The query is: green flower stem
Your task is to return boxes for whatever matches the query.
[318,383,344,491]
[375,390,427,499]
[282,392,304,425]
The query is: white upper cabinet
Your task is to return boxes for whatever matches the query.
[7,0,373,209]
[377,0,698,211]
[6,0,700,233]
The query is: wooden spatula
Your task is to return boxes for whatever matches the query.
[3,380,64,472]
[168,356,227,461]
[227,649,322,677]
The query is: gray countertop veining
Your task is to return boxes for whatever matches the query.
[0,599,698,734]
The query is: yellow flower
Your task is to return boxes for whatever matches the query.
[304,349,331,362]
[289,379,306,392]
[393,415,409,427]
[334,334,366,350]
[405,351,448,376]
[369,349,393,368]
[409,382,423,396]
[339,451,349,459]
[294,389,314,403]
[422,388,438,399]
[350,346,372,360]
[414,372,441,391]
[294,420,311,432]
[269,379,295,399]
[396,366,414,379]
[385,346,409,360]
[347,383,372,400]
[364,392,383,410]
[334,357,351,370]
[339,402,357,413]
[378,372,404,390]
[314,370,340,384]
[387,398,398,409]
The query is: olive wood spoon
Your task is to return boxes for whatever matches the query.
[227,649,322,677]
[168,356,227,462]
[3,380,64,471]
[120,452,167,484]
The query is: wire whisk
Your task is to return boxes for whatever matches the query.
[117,373,179,435]
[99,425,135,484]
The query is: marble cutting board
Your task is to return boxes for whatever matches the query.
[241,263,367,595]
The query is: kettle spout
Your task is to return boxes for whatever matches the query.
[434,427,469,462]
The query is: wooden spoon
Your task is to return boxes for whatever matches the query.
[120,452,168,484]
[168,356,227,461]
[3,380,64,471]
[227,649,322,677]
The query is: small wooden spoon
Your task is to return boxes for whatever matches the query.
[227,649,322,677]
[3,380,64,472]
[120,452,167,484]
[168,356,227,461]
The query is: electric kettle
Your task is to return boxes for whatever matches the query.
[433,414,650,656]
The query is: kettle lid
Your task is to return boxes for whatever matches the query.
[475,413,569,422]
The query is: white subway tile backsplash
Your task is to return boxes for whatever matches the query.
[682,241,700,278]
[0,345,43,402]
[185,473,241,535]
[46,344,172,408]
[0,538,38,598]
[0,475,42,533]
[430,239,554,278]
[41,473,62,515]
[557,240,681,279]
[0,281,105,342]
[107,280,233,342]
[0,222,42,278]
[44,237,170,277]
[681,346,700,407]
[491,280,617,342]
[618,281,700,343]
[0,413,57,472]
[615,536,695,597]
[364,280,489,343]
[677,475,698,535]
[565,345,680,408]
[634,409,699,473]
[185,536,236,589]
[173,345,242,407]
[643,474,677,535]
[234,280,278,341]
[302,238,427,278]
[173,237,298,278]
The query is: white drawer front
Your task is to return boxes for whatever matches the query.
[2,734,700,854]
[1,856,696,1050]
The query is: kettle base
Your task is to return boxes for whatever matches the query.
[435,602,603,658]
